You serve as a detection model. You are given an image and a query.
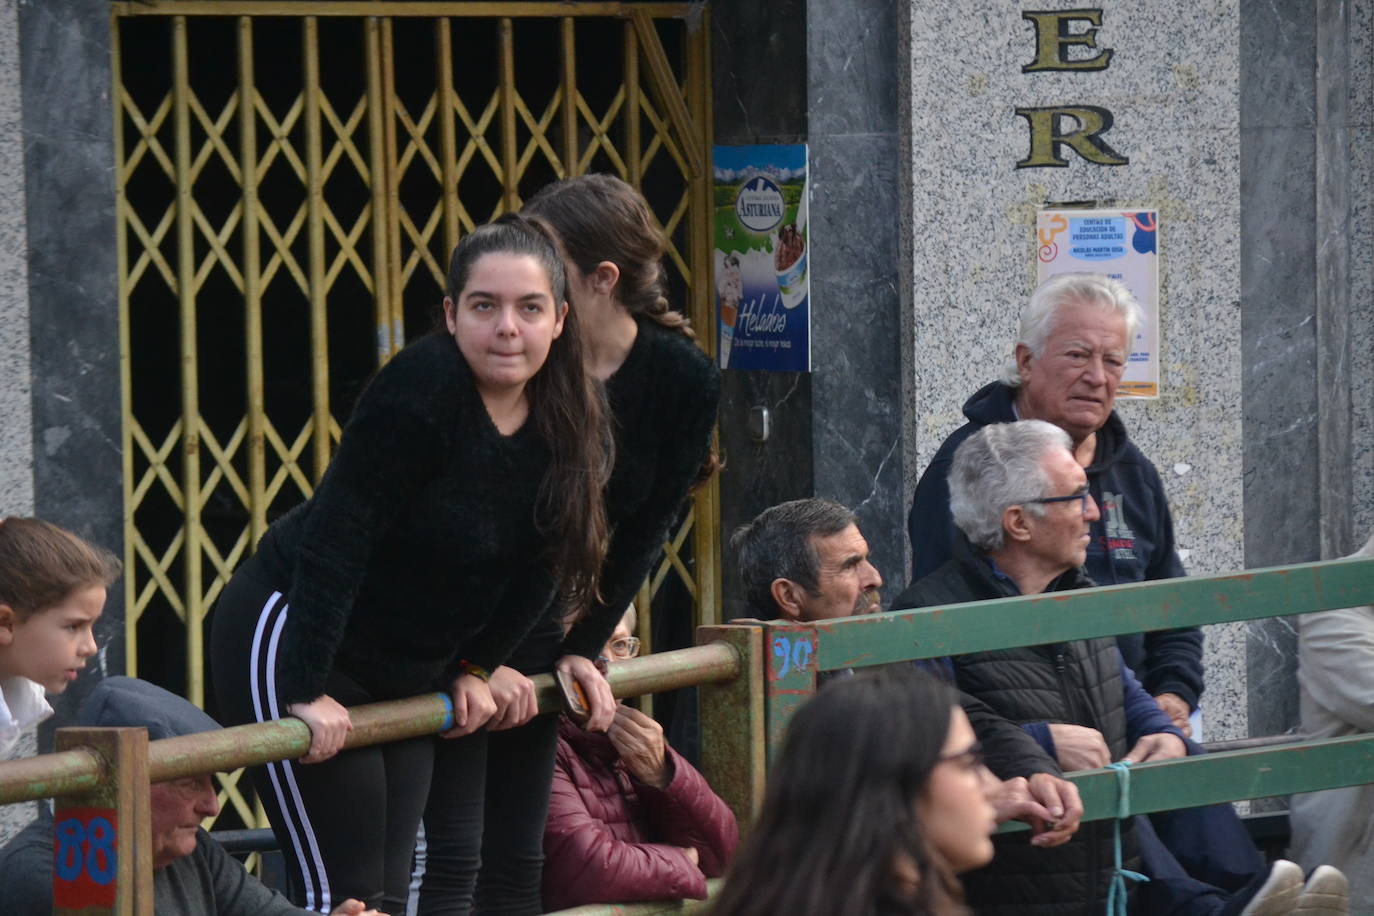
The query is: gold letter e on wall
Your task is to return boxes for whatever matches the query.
[1014,106,1129,168]
[1022,9,1114,72]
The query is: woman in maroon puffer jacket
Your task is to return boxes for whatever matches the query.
[540,610,738,911]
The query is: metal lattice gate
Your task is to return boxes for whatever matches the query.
[113,1,715,833]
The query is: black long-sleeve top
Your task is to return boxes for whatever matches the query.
[556,316,721,660]
[257,331,566,705]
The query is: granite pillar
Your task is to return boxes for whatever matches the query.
[900,1,1248,739]
[20,0,125,725]
[0,0,37,849]
[1354,0,1374,554]
[0,0,32,516]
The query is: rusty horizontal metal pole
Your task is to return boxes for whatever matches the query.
[605,641,740,701]
[530,641,742,714]
[0,747,107,809]
[147,693,456,783]
[0,642,741,806]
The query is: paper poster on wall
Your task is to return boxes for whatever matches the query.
[713,144,810,371]
[1036,208,1160,398]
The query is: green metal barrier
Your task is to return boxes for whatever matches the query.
[2,556,1372,915]
[744,555,1374,761]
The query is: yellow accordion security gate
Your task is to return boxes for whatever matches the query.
[112,1,716,832]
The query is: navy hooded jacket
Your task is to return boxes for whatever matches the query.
[906,381,1205,709]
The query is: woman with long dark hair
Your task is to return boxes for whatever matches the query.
[710,670,999,916]
[412,175,721,914]
[210,215,614,914]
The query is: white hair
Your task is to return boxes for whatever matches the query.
[949,420,1074,553]
[1002,273,1143,386]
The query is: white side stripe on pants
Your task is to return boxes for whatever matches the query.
[249,591,333,913]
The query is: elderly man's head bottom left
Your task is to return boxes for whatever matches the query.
[78,676,223,868]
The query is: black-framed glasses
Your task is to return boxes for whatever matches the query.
[937,742,986,772]
[1025,487,1092,515]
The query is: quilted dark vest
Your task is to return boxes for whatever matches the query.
[901,541,1139,916]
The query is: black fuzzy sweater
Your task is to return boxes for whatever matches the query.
[259,332,564,705]
[557,315,721,660]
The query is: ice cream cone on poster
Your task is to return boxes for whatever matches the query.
[719,318,735,369]
[717,253,743,369]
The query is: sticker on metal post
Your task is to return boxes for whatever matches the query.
[768,629,818,692]
[52,807,118,908]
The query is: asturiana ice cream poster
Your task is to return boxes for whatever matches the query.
[713,144,810,371]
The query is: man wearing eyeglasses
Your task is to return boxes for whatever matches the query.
[539,605,738,912]
[891,421,1338,916]
[907,273,1202,738]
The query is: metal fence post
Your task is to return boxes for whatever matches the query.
[697,624,765,831]
[52,727,153,916]
[758,620,818,764]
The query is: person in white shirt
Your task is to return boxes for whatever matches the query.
[0,516,119,755]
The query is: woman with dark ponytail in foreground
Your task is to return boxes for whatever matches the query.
[710,670,1000,916]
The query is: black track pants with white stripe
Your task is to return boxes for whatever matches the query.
[210,556,482,914]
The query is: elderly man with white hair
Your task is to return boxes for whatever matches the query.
[892,421,1348,916]
[908,272,1204,737]
[0,677,387,916]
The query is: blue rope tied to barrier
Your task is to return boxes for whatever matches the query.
[1105,761,1150,915]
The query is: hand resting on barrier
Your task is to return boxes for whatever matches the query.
[1122,731,1186,764]
[992,772,1083,848]
[1047,723,1111,771]
[486,665,539,731]
[288,694,353,763]
[556,654,616,732]
[442,672,498,738]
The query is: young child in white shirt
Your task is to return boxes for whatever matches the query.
[0,517,120,755]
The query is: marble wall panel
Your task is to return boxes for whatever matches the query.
[1238,0,1374,744]
[808,129,907,592]
[901,1,1246,737]
[712,0,814,620]
[20,0,125,726]
[807,0,908,593]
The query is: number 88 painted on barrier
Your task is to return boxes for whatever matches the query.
[55,815,117,885]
